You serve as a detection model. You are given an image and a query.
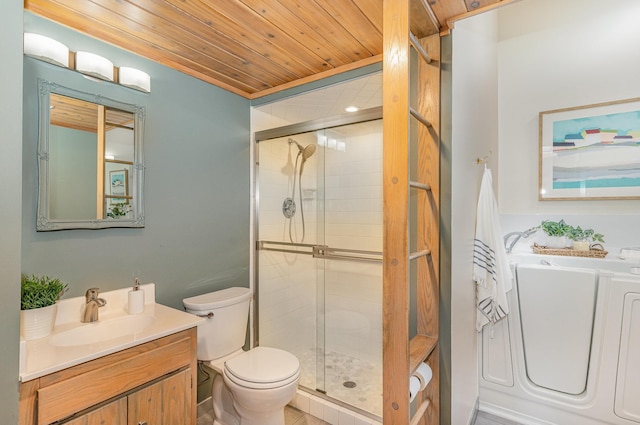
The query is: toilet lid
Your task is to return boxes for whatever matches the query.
[224,346,300,388]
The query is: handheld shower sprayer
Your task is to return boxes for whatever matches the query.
[289,138,316,160]
[288,138,316,175]
[284,138,317,243]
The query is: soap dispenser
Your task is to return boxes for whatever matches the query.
[128,278,145,314]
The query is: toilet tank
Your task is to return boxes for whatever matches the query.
[183,287,252,361]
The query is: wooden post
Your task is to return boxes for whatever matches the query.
[383,1,440,423]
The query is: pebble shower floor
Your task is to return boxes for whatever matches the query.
[298,348,382,417]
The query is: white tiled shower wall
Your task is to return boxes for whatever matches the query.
[323,122,382,364]
[257,119,383,391]
[258,131,319,359]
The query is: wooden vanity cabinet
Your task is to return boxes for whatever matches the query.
[63,398,127,425]
[19,328,197,425]
[127,368,191,425]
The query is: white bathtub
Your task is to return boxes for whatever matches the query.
[479,253,640,425]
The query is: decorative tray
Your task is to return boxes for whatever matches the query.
[531,243,608,258]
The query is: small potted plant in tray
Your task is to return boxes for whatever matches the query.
[21,274,68,340]
[539,219,573,248]
[567,226,605,251]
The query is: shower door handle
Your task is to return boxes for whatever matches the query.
[313,246,382,264]
[257,240,317,256]
[258,240,382,263]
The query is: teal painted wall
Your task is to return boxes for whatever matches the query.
[22,12,251,311]
[6,12,378,423]
[48,126,98,220]
[0,1,23,423]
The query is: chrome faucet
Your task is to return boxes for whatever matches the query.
[503,227,539,254]
[81,288,107,323]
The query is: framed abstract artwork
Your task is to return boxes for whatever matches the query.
[539,97,640,200]
[109,169,128,199]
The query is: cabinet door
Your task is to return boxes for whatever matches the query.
[614,292,640,422]
[63,398,127,425]
[128,369,191,425]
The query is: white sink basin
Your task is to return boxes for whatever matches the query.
[50,315,155,347]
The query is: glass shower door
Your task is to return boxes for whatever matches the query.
[256,129,323,394]
[256,118,383,416]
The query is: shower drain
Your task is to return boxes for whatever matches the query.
[343,381,357,389]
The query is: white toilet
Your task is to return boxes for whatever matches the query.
[183,287,300,425]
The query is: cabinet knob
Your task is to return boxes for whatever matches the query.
[138,422,147,425]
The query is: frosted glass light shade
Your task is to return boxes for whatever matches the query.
[75,51,114,81]
[119,67,151,93]
[23,33,69,68]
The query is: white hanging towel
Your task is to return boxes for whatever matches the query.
[473,167,513,332]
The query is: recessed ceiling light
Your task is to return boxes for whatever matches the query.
[345,106,359,112]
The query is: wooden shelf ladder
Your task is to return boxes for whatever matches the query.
[383,0,441,424]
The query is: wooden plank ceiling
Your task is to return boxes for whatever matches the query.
[25,0,514,99]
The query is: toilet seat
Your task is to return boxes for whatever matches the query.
[224,346,300,390]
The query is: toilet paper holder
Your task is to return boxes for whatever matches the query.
[408,362,433,402]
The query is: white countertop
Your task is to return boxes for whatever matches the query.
[19,283,204,382]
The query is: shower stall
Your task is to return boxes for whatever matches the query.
[254,110,383,417]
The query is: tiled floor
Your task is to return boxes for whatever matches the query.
[197,399,519,425]
[195,400,213,424]
[197,400,329,425]
[286,406,332,425]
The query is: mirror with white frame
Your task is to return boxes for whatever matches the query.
[37,79,145,230]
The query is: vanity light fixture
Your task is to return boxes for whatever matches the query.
[75,51,114,81]
[23,33,151,93]
[118,67,151,93]
[23,33,70,68]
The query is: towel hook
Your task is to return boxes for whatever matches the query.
[476,151,492,166]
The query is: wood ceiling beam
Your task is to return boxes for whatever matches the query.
[427,0,467,29]
[446,0,522,30]
[249,55,382,100]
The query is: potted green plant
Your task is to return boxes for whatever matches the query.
[567,226,605,251]
[107,202,131,219]
[539,219,573,248]
[20,274,68,340]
